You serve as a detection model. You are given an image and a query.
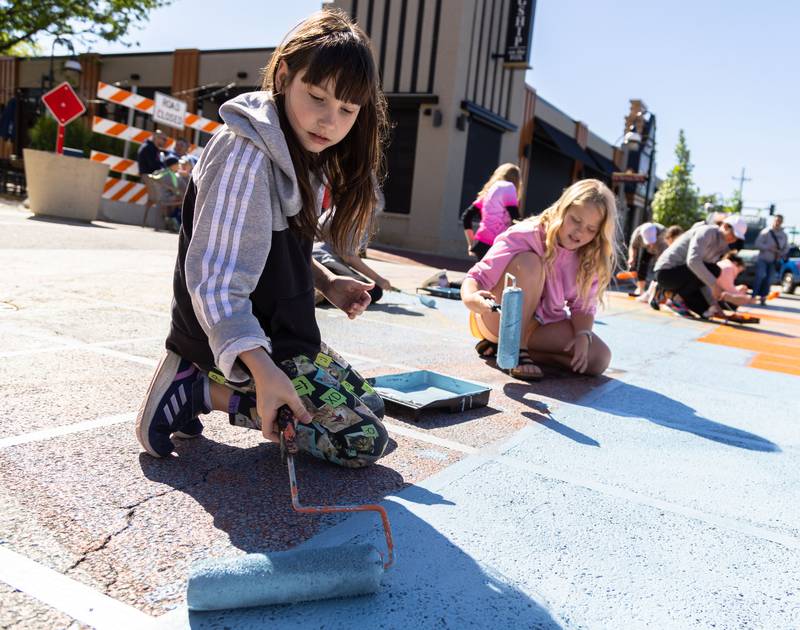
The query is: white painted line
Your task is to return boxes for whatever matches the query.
[383,420,478,454]
[493,452,800,550]
[339,350,416,373]
[0,413,135,449]
[0,545,156,630]
[0,325,159,367]
[0,336,164,359]
[325,308,466,341]
[70,296,169,318]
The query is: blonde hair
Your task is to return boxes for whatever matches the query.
[530,179,619,303]
[476,163,521,202]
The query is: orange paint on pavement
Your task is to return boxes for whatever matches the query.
[698,323,800,375]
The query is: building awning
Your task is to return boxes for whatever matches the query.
[461,100,518,132]
[534,118,600,170]
[587,148,617,175]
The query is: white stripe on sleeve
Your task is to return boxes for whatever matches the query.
[204,143,255,322]
[220,151,265,317]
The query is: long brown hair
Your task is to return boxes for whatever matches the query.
[262,9,388,252]
[530,179,619,303]
[476,163,521,203]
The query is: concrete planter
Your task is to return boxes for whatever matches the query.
[23,148,109,222]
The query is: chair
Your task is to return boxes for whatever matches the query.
[0,156,26,196]
[141,174,182,230]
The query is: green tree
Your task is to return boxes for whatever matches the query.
[0,0,172,55]
[698,193,719,210]
[722,188,743,214]
[29,114,125,157]
[651,129,701,229]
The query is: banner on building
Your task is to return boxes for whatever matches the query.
[612,172,648,184]
[504,0,537,68]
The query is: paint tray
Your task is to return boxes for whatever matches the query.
[418,286,462,300]
[368,370,490,415]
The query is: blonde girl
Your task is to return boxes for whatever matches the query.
[136,9,391,468]
[461,179,618,380]
[461,163,521,260]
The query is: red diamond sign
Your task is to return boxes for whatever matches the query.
[42,82,86,126]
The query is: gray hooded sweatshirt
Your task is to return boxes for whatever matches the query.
[653,223,730,288]
[166,92,323,381]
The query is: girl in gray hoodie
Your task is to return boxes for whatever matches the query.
[136,9,390,468]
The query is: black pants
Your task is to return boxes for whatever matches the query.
[656,263,720,316]
[470,240,491,261]
[636,250,653,282]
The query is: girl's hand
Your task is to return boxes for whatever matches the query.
[564,334,590,373]
[324,276,373,319]
[464,289,496,315]
[251,358,312,442]
[375,275,392,292]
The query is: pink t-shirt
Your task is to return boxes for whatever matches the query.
[467,221,598,325]
[716,259,746,295]
[474,180,518,245]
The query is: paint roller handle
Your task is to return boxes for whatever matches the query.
[277,405,299,458]
[488,300,501,312]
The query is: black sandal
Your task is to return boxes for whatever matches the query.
[508,348,543,381]
[475,339,498,358]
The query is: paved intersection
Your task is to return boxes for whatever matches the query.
[0,201,798,629]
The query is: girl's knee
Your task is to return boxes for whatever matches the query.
[507,251,544,280]
[587,338,611,376]
[337,417,389,468]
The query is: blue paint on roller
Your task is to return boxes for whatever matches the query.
[497,273,523,370]
[187,544,384,610]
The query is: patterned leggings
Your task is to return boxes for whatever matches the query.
[207,343,388,468]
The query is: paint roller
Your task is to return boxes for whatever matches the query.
[186,407,395,611]
[489,273,524,370]
[615,270,637,281]
[388,286,437,308]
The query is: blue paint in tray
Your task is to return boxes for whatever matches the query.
[368,370,491,415]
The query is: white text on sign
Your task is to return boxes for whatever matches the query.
[153,92,187,130]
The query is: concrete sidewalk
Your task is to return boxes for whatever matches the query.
[0,199,798,629]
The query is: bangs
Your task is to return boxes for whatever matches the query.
[300,37,375,106]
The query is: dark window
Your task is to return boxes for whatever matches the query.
[459,118,502,213]
[383,105,420,214]
[524,139,573,216]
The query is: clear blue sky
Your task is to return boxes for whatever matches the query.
[52,0,800,229]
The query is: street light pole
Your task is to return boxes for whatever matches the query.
[47,37,82,91]
[641,114,656,222]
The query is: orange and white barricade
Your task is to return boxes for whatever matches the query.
[90,150,139,176]
[96,81,223,136]
[102,177,148,205]
[91,116,202,156]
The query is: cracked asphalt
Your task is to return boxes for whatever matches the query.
[1,199,799,629]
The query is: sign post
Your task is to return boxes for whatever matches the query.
[41,82,86,155]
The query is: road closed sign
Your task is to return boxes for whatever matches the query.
[153,92,186,130]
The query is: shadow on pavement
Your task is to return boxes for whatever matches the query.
[502,383,600,447]
[367,302,425,316]
[184,491,561,629]
[528,376,780,453]
[749,303,800,315]
[384,403,503,428]
[27,215,113,229]
[139,436,407,553]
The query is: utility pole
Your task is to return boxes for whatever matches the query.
[731,167,751,212]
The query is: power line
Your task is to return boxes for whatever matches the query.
[731,167,751,207]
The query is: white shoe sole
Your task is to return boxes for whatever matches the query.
[135,350,182,458]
